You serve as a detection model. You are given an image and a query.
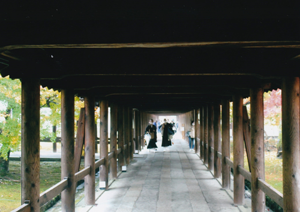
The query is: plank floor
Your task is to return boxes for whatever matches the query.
[89,138,242,212]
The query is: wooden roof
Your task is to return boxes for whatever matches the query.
[1,1,300,113]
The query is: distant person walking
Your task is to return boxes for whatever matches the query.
[159,119,172,150]
[145,119,158,150]
[188,121,195,151]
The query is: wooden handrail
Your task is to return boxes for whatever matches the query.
[13,141,126,211]
[258,179,283,208]
[39,178,68,207]
[117,148,122,154]
[95,157,105,169]
[75,166,91,182]
[237,165,251,182]
[217,151,222,159]
[108,152,114,160]
[225,157,234,168]
[11,202,31,212]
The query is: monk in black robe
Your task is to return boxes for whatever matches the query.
[159,119,172,147]
[145,119,158,149]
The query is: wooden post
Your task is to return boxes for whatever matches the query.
[125,107,131,164]
[110,103,118,179]
[282,77,300,211]
[204,105,208,165]
[194,109,199,153]
[233,94,244,205]
[208,104,214,170]
[118,105,124,171]
[137,111,141,151]
[222,99,231,189]
[61,89,75,211]
[200,106,204,160]
[52,126,57,153]
[214,103,221,178]
[84,96,95,204]
[133,109,137,152]
[129,109,134,160]
[100,100,109,189]
[243,106,251,172]
[21,78,40,211]
[74,108,85,173]
[95,124,98,153]
[140,111,144,150]
[250,87,265,211]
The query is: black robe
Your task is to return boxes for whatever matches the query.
[160,123,172,147]
[145,124,158,149]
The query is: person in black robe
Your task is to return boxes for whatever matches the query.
[159,119,172,149]
[145,119,158,150]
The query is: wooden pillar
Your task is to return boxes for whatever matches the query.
[140,111,144,149]
[194,109,199,153]
[222,99,231,189]
[100,100,109,189]
[52,126,57,153]
[200,106,204,160]
[21,78,40,211]
[233,94,244,205]
[250,87,265,211]
[118,105,124,171]
[204,105,208,164]
[61,89,75,211]
[84,96,95,204]
[110,103,118,179]
[282,77,300,211]
[138,111,141,151]
[208,104,214,170]
[95,124,98,153]
[125,107,131,163]
[129,108,134,160]
[133,109,138,152]
[214,103,221,178]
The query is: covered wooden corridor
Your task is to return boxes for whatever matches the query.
[2,1,300,212]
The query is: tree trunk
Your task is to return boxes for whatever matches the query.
[0,151,10,176]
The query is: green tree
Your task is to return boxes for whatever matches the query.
[0,75,21,175]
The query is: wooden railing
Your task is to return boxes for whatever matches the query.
[209,146,283,208]
[12,145,126,212]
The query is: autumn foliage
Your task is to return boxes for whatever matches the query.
[264,89,281,126]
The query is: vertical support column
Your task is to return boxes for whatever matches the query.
[133,109,137,152]
[250,87,265,211]
[61,89,75,211]
[140,111,144,150]
[233,94,244,205]
[95,124,98,154]
[118,105,124,171]
[194,109,199,153]
[21,78,40,211]
[282,77,300,211]
[200,106,204,160]
[129,108,134,160]
[52,126,57,153]
[124,107,130,165]
[204,105,208,165]
[84,96,95,204]
[110,103,118,179]
[100,100,109,189]
[222,99,231,189]
[214,103,221,178]
[137,111,141,151]
[208,104,214,170]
